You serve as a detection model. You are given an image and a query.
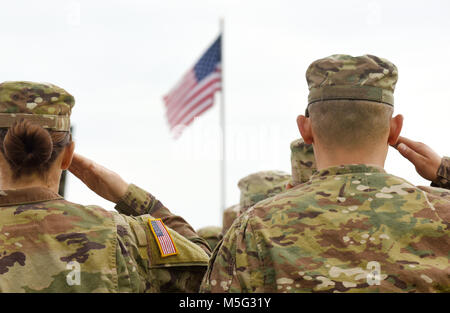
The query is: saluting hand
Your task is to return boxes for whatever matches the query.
[393,136,442,182]
[69,153,129,203]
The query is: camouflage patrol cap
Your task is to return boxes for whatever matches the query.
[0,81,74,131]
[222,204,240,234]
[290,138,317,186]
[196,226,223,251]
[305,54,398,117]
[238,170,291,211]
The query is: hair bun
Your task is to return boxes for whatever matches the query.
[3,119,53,168]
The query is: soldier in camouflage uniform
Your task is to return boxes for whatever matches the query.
[237,170,291,215]
[286,138,316,189]
[221,171,291,236]
[196,226,223,251]
[222,171,291,235]
[201,55,450,293]
[0,81,210,292]
[222,171,291,234]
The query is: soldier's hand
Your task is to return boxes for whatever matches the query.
[393,136,442,182]
[69,153,129,203]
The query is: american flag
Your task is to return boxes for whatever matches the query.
[149,219,177,257]
[163,35,222,137]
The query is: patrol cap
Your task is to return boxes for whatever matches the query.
[305,54,398,117]
[290,138,316,186]
[0,81,74,131]
[196,226,223,251]
[197,226,222,237]
[238,170,291,212]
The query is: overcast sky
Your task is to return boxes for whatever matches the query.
[1,0,449,230]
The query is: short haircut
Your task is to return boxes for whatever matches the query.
[308,100,393,150]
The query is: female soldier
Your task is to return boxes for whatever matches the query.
[0,81,210,292]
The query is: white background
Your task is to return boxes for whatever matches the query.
[1,0,449,230]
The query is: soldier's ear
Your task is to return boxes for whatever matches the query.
[61,142,75,170]
[388,114,404,146]
[297,115,313,144]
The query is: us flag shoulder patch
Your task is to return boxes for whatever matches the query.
[148,218,178,257]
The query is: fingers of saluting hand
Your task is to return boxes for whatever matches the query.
[395,140,425,164]
[395,136,430,156]
[395,136,441,164]
[393,136,441,182]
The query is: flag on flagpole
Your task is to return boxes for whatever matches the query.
[163,35,222,138]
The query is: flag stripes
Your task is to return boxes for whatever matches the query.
[163,35,222,137]
[149,219,177,257]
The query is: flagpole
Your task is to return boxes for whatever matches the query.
[219,18,226,214]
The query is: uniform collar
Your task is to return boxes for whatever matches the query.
[0,187,62,206]
[311,164,386,178]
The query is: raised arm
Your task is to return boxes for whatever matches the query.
[394,136,449,189]
[69,153,211,254]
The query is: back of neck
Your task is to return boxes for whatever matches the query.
[0,173,60,193]
[314,145,388,171]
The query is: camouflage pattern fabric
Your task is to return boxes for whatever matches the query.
[0,184,210,292]
[197,226,223,252]
[431,156,450,190]
[290,138,316,186]
[238,170,291,213]
[222,204,240,235]
[0,81,74,131]
[201,165,450,293]
[222,171,292,235]
[305,54,398,116]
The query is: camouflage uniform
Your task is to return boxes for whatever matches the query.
[238,170,291,215]
[222,204,240,235]
[0,82,210,292]
[290,138,316,187]
[201,55,450,293]
[222,171,291,234]
[197,226,223,251]
[431,157,450,190]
